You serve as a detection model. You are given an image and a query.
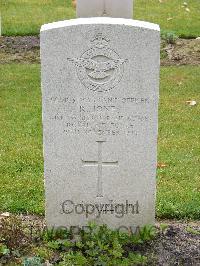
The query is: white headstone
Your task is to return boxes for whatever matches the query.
[77,0,133,19]
[41,17,160,231]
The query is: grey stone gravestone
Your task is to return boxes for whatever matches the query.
[76,0,133,19]
[41,17,160,231]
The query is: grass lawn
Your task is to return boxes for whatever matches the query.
[157,66,200,219]
[0,0,75,36]
[0,65,44,214]
[0,0,200,37]
[0,64,200,219]
[135,0,200,38]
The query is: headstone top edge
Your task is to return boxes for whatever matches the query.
[40,17,160,33]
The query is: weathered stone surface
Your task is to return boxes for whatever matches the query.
[41,17,160,231]
[76,0,133,19]
[77,0,104,18]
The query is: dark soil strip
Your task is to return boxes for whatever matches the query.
[152,220,200,265]
[0,36,40,64]
[0,36,200,65]
[161,39,200,66]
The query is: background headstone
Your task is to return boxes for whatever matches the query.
[41,17,160,230]
[77,0,133,18]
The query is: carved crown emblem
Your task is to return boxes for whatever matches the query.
[91,33,110,48]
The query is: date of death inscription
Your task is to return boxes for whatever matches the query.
[48,96,152,137]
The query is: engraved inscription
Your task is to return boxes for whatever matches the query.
[82,141,118,197]
[68,33,127,92]
[49,96,151,137]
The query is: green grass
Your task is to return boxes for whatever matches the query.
[135,0,200,38]
[0,0,199,37]
[0,64,200,219]
[0,64,44,214]
[0,0,76,36]
[157,66,200,219]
